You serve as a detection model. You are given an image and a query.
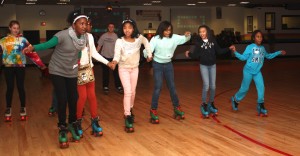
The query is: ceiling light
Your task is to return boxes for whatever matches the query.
[144,3,152,5]
[240,2,250,4]
[26,2,35,4]
[198,2,207,4]
[60,0,70,2]
[26,0,37,1]
[57,2,67,5]
[228,4,236,6]
[187,4,196,6]
[151,1,161,3]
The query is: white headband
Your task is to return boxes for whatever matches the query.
[73,15,89,24]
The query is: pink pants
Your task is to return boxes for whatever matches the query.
[118,67,139,116]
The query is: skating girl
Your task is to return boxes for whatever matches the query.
[230,30,286,116]
[144,21,191,123]
[0,20,47,122]
[24,11,89,148]
[76,18,113,137]
[185,25,234,118]
[112,18,152,132]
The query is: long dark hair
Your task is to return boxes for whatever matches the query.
[155,21,173,39]
[251,30,263,43]
[117,18,140,38]
[197,25,214,42]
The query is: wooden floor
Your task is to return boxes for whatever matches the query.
[0,58,299,156]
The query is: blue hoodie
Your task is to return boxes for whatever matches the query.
[234,43,281,74]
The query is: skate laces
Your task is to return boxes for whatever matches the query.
[175,106,183,112]
[202,103,208,111]
[21,107,25,112]
[92,117,100,127]
[259,103,265,109]
[5,108,11,114]
[211,103,217,109]
[72,122,80,136]
[59,126,68,137]
[127,115,134,124]
[151,109,158,115]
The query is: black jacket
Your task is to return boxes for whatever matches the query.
[189,38,229,66]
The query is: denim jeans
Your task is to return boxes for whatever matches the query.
[151,61,179,109]
[200,64,216,103]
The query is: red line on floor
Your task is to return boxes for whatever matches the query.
[212,89,293,156]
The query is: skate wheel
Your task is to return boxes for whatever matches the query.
[99,131,103,136]
[5,117,12,122]
[181,116,185,119]
[20,116,27,121]
[59,142,69,149]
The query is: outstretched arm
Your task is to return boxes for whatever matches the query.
[140,35,153,62]
[265,49,286,59]
[233,45,251,61]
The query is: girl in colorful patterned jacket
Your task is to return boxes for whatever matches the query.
[0,20,48,122]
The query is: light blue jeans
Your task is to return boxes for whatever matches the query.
[200,64,216,103]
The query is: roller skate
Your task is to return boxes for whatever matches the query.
[117,87,124,94]
[208,102,218,116]
[257,103,268,117]
[200,103,209,118]
[90,116,103,137]
[58,125,69,149]
[20,107,27,121]
[231,96,239,111]
[103,87,109,95]
[48,106,56,116]
[68,122,80,142]
[150,109,159,124]
[173,106,185,120]
[4,108,12,122]
[124,115,134,133]
[77,118,83,138]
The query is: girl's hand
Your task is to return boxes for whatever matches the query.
[23,44,34,54]
[146,57,152,62]
[185,51,190,58]
[281,50,286,55]
[185,31,191,37]
[229,45,236,53]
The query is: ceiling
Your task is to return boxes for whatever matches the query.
[2,0,300,8]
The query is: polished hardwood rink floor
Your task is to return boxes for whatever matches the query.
[0,58,299,156]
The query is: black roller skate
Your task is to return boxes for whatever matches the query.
[20,107,27,121]
[4,107,12,122]
[231,96,239,111]
[200,103,209,118]
[58,125,69,149]
[257,103,268,117]
[124,115,134,133]
[48,106,56,116]
[91,116,103,137]
[68,122,80,142]
[77,118,83,138]
[208,102,218,116]
[103,87,109,95]
[173,106,185,120]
